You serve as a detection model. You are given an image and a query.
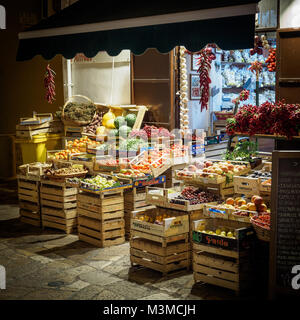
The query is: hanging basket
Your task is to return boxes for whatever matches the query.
[62,95,97,127]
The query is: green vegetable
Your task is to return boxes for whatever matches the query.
[125,113,137,128]
[114,116,126,129]
[223,140,258,162]
[119,138,148,151]
[108,129,119,137]
[118,125,132,137]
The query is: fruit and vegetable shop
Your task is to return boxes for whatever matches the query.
[0,0,299,301]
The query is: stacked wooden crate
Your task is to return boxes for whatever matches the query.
[192,218,254,295]
[18,175,41,227]
[130,207,190,276]
[77,189,125,247]
[40,179,78,234]
[124,187,156,240]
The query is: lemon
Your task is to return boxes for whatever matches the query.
[221,231,226,237]
[227,232,233,238]
[102,111,115,126]
[96,126,106,135]
[215,229,221,235]
[105,119,116,129]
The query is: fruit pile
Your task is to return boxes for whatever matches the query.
[51,149,81,160]
[196,225,237,239]
[81,175,120,190]
[248,170,271,179]
[251,212,270,230]
[45,165,86,177]
[177,160,248,179]
[170,186,220,205]
[66,137,96,150]
[135,213,174,225]
[118,168,146,178]
[223,195,269,213]
[266,48,276,72]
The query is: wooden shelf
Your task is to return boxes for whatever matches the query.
[133,79,170,83]
[233,133,300,141]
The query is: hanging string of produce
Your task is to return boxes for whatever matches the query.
[179,46,189,131]
[266,48,276,72]
[195,46,216,112]
[44,64,56,104]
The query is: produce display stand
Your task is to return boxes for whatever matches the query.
[17,174,42,227]
[174,159,251,199]
[77,188,125,247]
[192,218,255,294]
[130,207,190,275]
[40,178,78,234]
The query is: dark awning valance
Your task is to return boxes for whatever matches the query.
[17,0,259,61]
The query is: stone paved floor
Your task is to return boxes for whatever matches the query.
[0,182,264,300]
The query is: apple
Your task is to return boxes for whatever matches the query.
[253,196,263,206]
[188,165,197,172]
[205,161,213,168]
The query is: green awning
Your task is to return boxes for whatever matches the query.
[17,0,259,61]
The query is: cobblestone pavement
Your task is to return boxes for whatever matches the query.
[0,197,264,300]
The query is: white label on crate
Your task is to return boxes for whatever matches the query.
[164,217,175,230]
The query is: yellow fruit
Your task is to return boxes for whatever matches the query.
[215,229,221,235]
[220,231,226,237]
[96,126,106,135]
[102,112,115,126]
[239,204,248,210]
[105,119,115,129]
[227,232,233,238]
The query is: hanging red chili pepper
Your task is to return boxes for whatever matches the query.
[196,47,216,111]
[44,64,56,104]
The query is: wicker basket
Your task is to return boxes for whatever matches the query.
[62,95,96,126]
[251,216,270,242]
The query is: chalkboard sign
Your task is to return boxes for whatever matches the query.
[269,151,300,298]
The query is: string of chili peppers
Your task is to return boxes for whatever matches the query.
[44,64,56,104]
[196,46,216,112]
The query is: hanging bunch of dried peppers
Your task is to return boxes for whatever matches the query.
[44,64,56,104]
[196,47,216,111]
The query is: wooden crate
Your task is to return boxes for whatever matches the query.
[19,209,41,227]
[77,189,124,219]
[192,218,254,252]
[77,188,125,247]
[130,236,190,276]
[124,205,156,240]
[193,242,253,294]
[146,186,219,212]
[18,176,40,204]
[18,176,42,227]
[131,207,189,239]
[233,175,260,196]
[78,216,125,248]
[16,121,51,139]
[40,179,78,232]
